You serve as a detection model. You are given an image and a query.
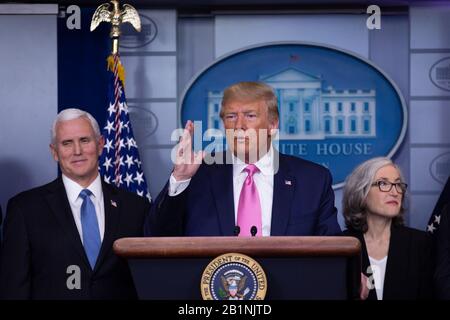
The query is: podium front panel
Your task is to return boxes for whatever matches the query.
[129,257,349,300]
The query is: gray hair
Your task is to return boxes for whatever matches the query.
[342,157,405,232]
[51,108,101,144]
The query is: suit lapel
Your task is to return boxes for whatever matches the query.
[383,226,407,299]
[270,154,295,236]
[210,157,235,236]
[93,182,120,272]
[45,178,90,268]
[352,231,378,300]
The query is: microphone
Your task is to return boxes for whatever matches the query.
[234,226,241,236]
[250,226,258,237]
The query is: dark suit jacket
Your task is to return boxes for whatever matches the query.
[430,177,450,229]
[435,204,450,299]
[0,178,150,300]
[147,153,341,236]
[344,226,433,300]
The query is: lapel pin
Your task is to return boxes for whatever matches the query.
[111,200,117,207]
[285,180,292,186]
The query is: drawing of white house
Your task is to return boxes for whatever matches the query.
[207,67,376,140]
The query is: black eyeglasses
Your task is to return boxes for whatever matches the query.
[371,180,408,194]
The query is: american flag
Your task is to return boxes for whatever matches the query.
[427,176,450,234]
[99,54,151,201]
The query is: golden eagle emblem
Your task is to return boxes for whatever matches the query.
[90,0,141,33]
[221,270,250,300]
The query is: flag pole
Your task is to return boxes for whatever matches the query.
[90,0,141,55]
[90,1,151,201]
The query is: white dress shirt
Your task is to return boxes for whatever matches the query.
[169,147,275,236]
[62,174,105,243]
[369,255,388,300]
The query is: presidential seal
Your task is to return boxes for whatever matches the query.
[200,253,267,300]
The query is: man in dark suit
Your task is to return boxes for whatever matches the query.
[428,176,450,235]
[435,204,450,299]
[0,108,150,299]
[434,177,450,299]
[147,81,341,237]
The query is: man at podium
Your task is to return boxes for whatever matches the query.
[146,81,340,237]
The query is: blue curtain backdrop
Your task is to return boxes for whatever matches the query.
[58,7,110,127]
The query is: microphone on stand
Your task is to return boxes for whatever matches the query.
[234,225,241,236]
[250,226,258,237]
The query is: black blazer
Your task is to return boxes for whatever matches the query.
[0,178,150,300]
[435,205,450,299]
[344,225,433,300]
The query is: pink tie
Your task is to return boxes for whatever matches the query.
[237,164,262,237]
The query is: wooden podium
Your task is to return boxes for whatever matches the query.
[114,236,361,300]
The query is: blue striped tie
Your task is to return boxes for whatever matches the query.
[79,189,101,269]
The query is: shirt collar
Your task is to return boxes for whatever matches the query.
[232,146,275,177]
[62,174,102,204]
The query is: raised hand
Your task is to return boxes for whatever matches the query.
[172,120,205,181]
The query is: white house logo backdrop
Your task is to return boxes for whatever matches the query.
[429,57,450,91]
[119,14,157,48]
[180,43,407,187]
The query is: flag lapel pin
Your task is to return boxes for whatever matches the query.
[111,200,117,207]
[285,180,292,186]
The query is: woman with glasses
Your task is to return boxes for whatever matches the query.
[343,157,433,300]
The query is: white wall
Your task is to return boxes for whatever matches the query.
[409,5,450,230]
[0,5,58,213]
